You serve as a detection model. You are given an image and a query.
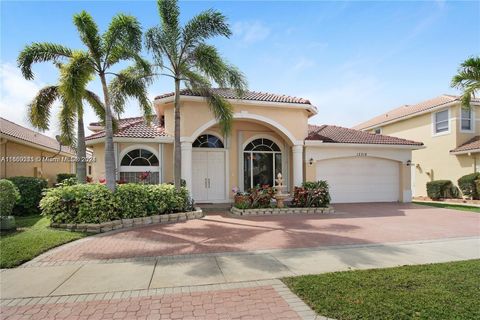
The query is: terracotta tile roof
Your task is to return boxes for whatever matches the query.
[450,136,480,154]
[307,124,423,146]
[88,116,145,128]
[86,116,169,141]
[353,95,480,130]
[0,117,76,154]
[155,88,314,106]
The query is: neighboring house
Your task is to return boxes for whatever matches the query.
[86,89,423,203]
[0,117,78,184]
[354,95,480,197]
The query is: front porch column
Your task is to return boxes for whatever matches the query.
[181,141,193,191]
[292,145,304,187]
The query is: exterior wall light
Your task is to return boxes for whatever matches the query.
[309,158,314,166]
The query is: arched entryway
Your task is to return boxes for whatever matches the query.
[191,134,226,202]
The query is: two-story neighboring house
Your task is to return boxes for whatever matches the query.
[354,95,480,197]
[86,89,423,204]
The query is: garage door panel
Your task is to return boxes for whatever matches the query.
[316,157,400,203]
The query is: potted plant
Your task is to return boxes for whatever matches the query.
[233,187,250,208]
[0,179,20,231]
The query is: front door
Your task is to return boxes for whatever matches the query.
[192,150,225,202]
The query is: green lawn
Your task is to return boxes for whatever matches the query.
[413,201,480,213]
[283,260,480,320]
[0,215,87,268]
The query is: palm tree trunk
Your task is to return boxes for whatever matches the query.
[100,72,116,191]
[174,77,181,190]
[76,114,87,183]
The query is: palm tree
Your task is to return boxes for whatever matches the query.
[146,0,247,189]
[18,11,153,191]
[451,56,480,108]
[28,63,106,183]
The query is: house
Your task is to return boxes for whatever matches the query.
[0,117,77,184]
[86,89,423,203]
[354,95,480,197]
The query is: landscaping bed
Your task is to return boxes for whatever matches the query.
[231,206,334,216]
[413,201,480,213]
[50,207,204,233]
[283,259,480,320]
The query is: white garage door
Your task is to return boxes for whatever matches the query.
[316,157,400,203]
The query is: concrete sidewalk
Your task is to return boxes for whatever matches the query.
[1,236,478,300]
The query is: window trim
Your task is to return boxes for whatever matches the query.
[460,107,475,133]
[432,108,451,136]
[373,127,382,134]
[118,145,160,173]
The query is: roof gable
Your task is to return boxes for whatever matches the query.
[86,116,169,141]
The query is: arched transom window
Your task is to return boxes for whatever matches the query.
[243,138,282,190]
[119,148,160,184]
[193,134,224,148]
[120,149,159,166]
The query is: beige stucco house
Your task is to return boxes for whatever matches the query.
[354,95,480,197]
[86,89,423,203]
[0,117,77,184]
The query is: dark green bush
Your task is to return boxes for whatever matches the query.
[291,180,330,208]
[458,173,480,199]
[0,179,20,216]
[56,173,76,184]
[40,183,193,224]
[426,180,459,200]
[8,176,48,215]
[40,184,116,223]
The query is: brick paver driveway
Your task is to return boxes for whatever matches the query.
[34,203,480,264]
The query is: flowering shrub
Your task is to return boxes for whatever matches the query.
[233,185,274,209]
[291,181,330,208]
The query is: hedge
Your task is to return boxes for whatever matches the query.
[56,173,76,184]
[426,180,459,200]
[8,177,48,215]
[40,183,193,224]
[458,173,480,200]
[0,179,20,216]
[291,180,330,208]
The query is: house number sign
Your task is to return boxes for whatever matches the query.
[356,152,367,157]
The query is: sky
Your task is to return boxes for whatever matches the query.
[1,0,479,136]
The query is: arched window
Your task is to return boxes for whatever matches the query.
[193,134,224,148]
[243,138,282,190]
[120,149,159,166]
[119,148,159,184]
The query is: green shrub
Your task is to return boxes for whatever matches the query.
[426,180,459,200]
[57,177,78,186]
[249,185,274,208]
[458,173,480,199]
[40,184,116,224]
[56,173,76,184]
[291,180,330,208]
[41,183,193,224]
[8,176,48,215]
[0,179,20,216]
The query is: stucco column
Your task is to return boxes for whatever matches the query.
[181,141,193,191]
[400,163,412,203]
[292,145,304,187]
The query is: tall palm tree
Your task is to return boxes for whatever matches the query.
[146,0,247,189]
[28,63,106,183]
[451,56,480,108]
[18,11,153,191]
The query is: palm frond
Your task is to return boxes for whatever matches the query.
[83,90,105,120]
[451,56,480,108]
[103,13,142,66]
[17,43,73,79]
[206,93,233,135]
[28,85,60,131]
[182,9,231,50]
[58,98,77,147]
[73,11,102,64]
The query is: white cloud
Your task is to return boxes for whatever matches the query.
[232,21,270,44]
[0,63,61,135]
[292,57,316,72]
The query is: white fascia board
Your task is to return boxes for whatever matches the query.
[358,101,480,131]
[85,136,174,146]
[1,134,76,156]
[450,149,480,155]
[304,140,425,150]
[154,95,318,116]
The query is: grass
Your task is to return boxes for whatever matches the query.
[0,215,87,268]
[413,201,480,213]
[283,260,480,320]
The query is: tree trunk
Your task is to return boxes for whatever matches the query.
[99,73,116,191]
[76,114,87,183]
[174,78,181,190]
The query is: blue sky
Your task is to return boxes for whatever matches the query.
[1,0,479,135]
